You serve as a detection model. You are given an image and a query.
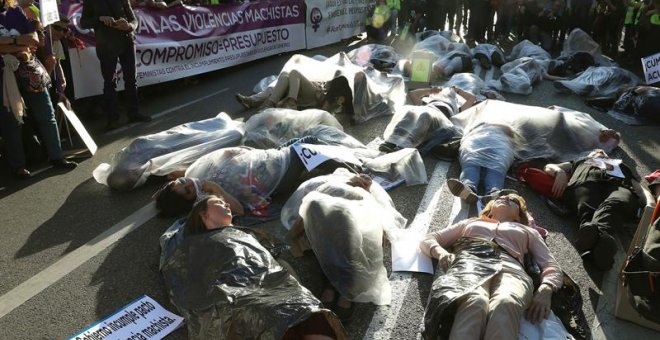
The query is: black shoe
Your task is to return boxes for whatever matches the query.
[13,168,31,179]
[128,114,152,123]
[379,142,400,153]
[50,159,78,170]
[543,197,570,217]
[575,223,600,253]
[591,233,617,270]
[476,54,491,69]
[105,119,122,131]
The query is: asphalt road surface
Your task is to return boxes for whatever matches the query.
[0,37,658,340]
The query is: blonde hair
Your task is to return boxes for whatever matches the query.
[5,0,17,8]
[479,193,530,225]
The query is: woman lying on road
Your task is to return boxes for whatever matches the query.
[420,193,563,340]
[154,144,358,218]
[160,194,347,339]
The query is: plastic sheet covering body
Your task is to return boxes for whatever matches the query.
[347,44,402,72]
[422,237,503,340]
[472,44,505,67]
[185,146,290,212]
[383,104,454,149]
[508,40,552,61]
[555,66,641,98]
[280,53,406,124]
[559,28,613,67]
[451,100,612,166]
[488,57,547,95]
[243,108,343,149]
[93,113,244,191]
[297,178,402,305]
[160,225,342,339]
[609,86,660,124]
[443,73,505,101]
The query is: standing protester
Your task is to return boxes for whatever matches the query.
[636,0,660,60]
[80,0,151,131]
[621,0,643,57]
[0,0,77,179]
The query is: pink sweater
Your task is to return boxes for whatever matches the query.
[420,217,563,290]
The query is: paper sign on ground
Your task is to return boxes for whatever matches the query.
[293,143,362,171]
[391,237,434,274]
[58,103,97,155]
[641,52,660,84]
[68,295,183,340]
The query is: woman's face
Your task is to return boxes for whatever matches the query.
[172,178,196,200]
[490,195,521,222]
[202,197,233,229]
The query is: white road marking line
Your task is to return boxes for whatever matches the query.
[364,162,450,339]
[105,87,229,136]
[0,202,157,319]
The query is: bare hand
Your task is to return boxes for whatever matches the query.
[113,19,133,31]
[551,171,568,198]
[99,16,115,26]
[16,33,39,47]
[431,247,454,271]
[527,284,552,324]
[348,174,372,191]
[152,1,168,8]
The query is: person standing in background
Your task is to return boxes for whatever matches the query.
[80,0,151,131]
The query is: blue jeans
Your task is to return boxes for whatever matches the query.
[459,164,505,195]
[96,43,139,122]
[0,89,63,170]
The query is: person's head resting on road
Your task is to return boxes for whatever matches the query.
[184,195,233,236]
[154,178,197,217]
[480,193,530,225]
[598,129,621,151]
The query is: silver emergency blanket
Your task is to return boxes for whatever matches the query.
[347,44,402,72]
[185,147,290,213]
[508,40,552,61]
[92,113,244,191]
[281,53,406,124]
[160,224,345,339]
[282,170,407,305]
[560,28,613,67]
[243,108,343,149]
[383,104,454,149]
[487,57,546,95]
[443,73,505,101]
[451,100,613,172]
[554,66,641,98]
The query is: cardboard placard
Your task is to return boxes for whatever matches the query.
[58,103,97,155]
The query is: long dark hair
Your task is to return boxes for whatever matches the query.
[153,181,195,217]
[183,196,213,236]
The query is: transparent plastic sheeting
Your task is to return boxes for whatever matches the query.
[383,104,454,149]
[280,53,406,124]
[508,40,552,61]
[488,57,548,95]
[450,100,614,171]
[346,44,402,72]
[160,224,345,340]
[472,44,505,67]
[243,108,344,149]
[281,169,408,305]
[560,28,613,67]
[93,113,244,191]
[185,147,290,212]
[443,73,505,101]
[432,51,473,78]
[554,66,641,98]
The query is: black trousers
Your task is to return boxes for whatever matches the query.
[565,181,639,235]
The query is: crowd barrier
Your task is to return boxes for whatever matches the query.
[61,0,367,99]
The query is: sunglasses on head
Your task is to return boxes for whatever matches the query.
[496,194,522,206]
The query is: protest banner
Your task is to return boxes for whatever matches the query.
[305,0,368,49]
[293,143,362,171]
[40,0,60,26]
[63,1,306,98]
[68,295,183,340]
[641,52,660,84]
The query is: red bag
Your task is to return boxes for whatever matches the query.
[516,164,555,198]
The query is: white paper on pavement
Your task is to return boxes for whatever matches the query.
[293,143,362,171]
[67,295,184,340]
[391,235,434,274]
